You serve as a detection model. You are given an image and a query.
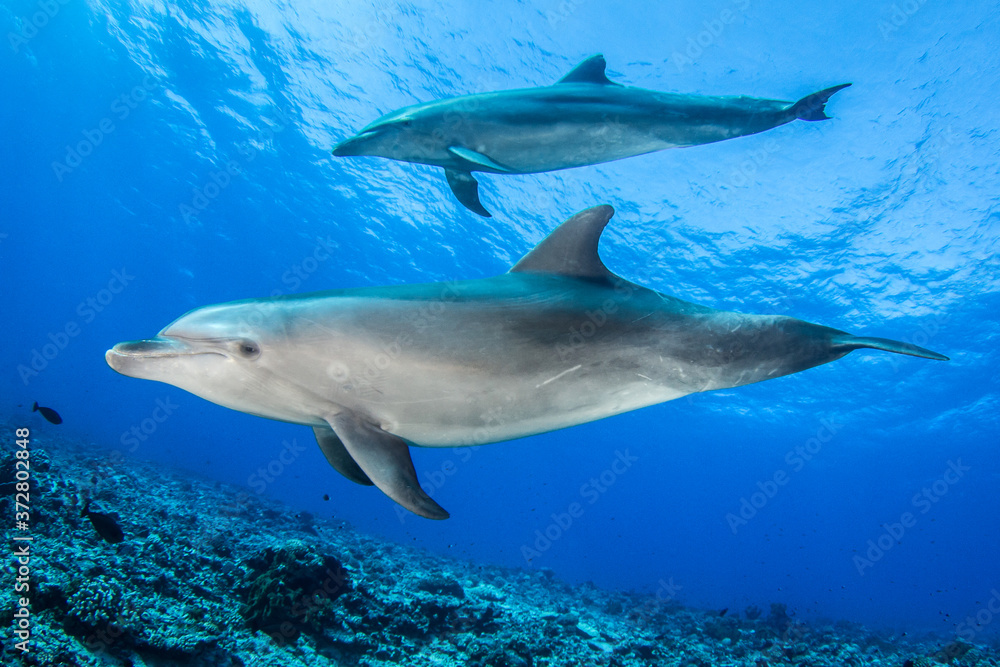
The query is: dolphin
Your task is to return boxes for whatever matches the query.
[106,206,945,519]
[332,55,851,216]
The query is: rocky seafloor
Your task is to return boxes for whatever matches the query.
[2,425,998,667]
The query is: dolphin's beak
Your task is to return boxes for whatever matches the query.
[105,337,197,376]
[332,130,380,157]
[108,337,191,358]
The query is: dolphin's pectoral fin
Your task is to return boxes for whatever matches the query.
[788,83,852,121]
[448,146,513,173]
[444,169,492,217]
[557,54,620,86]
[510,204,618,280]
[312,425,373,486]
[326,412,450,520]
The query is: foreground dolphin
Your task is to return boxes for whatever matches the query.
[106,206,945,519]
[332,55,850,216]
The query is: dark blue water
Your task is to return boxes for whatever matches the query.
[4,0,998,639]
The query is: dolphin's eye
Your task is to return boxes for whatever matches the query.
[237,341,261,359]
[400,119,413,127]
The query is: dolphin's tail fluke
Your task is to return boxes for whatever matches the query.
[790,83,852,121]
[831,334,949,361]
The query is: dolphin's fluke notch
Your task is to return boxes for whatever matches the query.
[832,334,949,361]
[327,411,450,520]
[445,169,491,217]
[789,83,852,121]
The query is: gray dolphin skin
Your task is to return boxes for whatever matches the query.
[332,55,851,216]
[106,206,945,520]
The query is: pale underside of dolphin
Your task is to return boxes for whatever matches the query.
[106,206,945,519]
[332,55,851,216]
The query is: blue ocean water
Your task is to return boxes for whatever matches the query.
[3,0,998,641]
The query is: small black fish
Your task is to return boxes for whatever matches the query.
[323,494,330,501]
[81,500,124,544]
[32,402,62,425]
[719,608,729,617]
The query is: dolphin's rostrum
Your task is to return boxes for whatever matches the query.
[333,55,851,216]
[106,206,945,519]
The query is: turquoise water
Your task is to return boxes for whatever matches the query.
[3,0,999,640]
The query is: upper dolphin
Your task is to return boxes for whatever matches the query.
[106,206,945,520]
[332,55,851,216]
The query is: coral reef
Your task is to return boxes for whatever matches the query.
[1,425,998,667]
[67,576,123,630]
[240,540,349,640]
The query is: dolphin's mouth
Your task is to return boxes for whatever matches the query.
[105,336,226,376]
[332,129,380,156]
[107,336,193,359]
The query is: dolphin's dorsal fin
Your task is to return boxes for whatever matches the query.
[557,55,619,86]
[510,205,616,279]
